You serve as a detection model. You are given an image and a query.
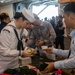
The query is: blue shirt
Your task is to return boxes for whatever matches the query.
[52,34,75,69]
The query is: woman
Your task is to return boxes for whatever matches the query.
[0,11,36,73]
[0,12,10,32]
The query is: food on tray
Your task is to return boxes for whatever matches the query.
[27,48,36,55]
[41,46,48,50]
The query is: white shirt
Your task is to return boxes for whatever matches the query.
[0,21,27,73]
[52,34,75,69]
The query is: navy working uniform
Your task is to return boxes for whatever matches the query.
[26,21,56,59]
[27,21,56,48]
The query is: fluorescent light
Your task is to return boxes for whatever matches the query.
[0,0,12,3]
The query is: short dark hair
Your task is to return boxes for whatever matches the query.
[64,2,75,13]
[59,15,63,19]
[14,12,27,20]
[0,12,9,21]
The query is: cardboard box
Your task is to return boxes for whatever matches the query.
[58,0,75,4]
[19,57,32,66]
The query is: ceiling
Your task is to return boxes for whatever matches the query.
[0,0,23,6]
[0,0,58,6]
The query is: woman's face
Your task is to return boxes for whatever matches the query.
[20,19,31,28]
[4,17,10,23]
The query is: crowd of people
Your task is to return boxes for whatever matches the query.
[0,2,75,74]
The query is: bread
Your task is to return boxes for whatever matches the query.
[41,46,48,50]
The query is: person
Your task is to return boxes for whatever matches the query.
[26,14,56,60]
[41,2,75,73]
[55,15,65,50]
[0,7,36,73]
[62,18,67,37]
[50,16,56,30]
[26,14,56,48]
[0,12,10,32]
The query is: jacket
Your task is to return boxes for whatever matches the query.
[27,21,56,47]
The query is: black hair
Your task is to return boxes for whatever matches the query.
[64,2,75,13]
[0,12,9,21]
[14,12,27,20]
[59,15,63,18]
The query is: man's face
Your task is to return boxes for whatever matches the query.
[63,12,74,28]
[26,23,34,30]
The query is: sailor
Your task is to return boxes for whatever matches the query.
[0,8,36,73]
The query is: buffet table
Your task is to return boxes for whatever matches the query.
[31,54,74,75]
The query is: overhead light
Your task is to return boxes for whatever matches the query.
[1,1,4,3]
[0,0,4,3]
[0,0,12,3]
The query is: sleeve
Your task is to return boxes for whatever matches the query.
[0,30,19,57]
[26,31,35,47]
[44,22,56,44]
[54,57,75,69]
[52,48,69,58]
[22,29,29,48]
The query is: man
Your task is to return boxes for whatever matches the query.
[55,15,65,50]
[41,2,75,73]
[26,14,56,57]
[50,16,56,30]
[26,14,56,48]
[0,12,10,32]
[0,8,36,73]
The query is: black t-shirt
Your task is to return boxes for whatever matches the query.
[55,20,64,37]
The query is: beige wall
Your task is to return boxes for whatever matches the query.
[0,4,14,18]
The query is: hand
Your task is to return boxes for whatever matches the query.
[67,34,71,38]
[22,48,37,57]
[41,62,54,73]
[30,48,37,55]
[35,40,44,46]
[43,47,53,53]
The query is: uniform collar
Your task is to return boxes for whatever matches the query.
[7,20,16,28]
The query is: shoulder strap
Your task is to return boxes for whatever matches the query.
[13,28,24,50]
[14,29,19,40]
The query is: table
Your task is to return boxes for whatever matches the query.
[31,54,75,75]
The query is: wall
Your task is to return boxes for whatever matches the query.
[0,4,14,18]
[58,3,67,15]
[16,3,25,12]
